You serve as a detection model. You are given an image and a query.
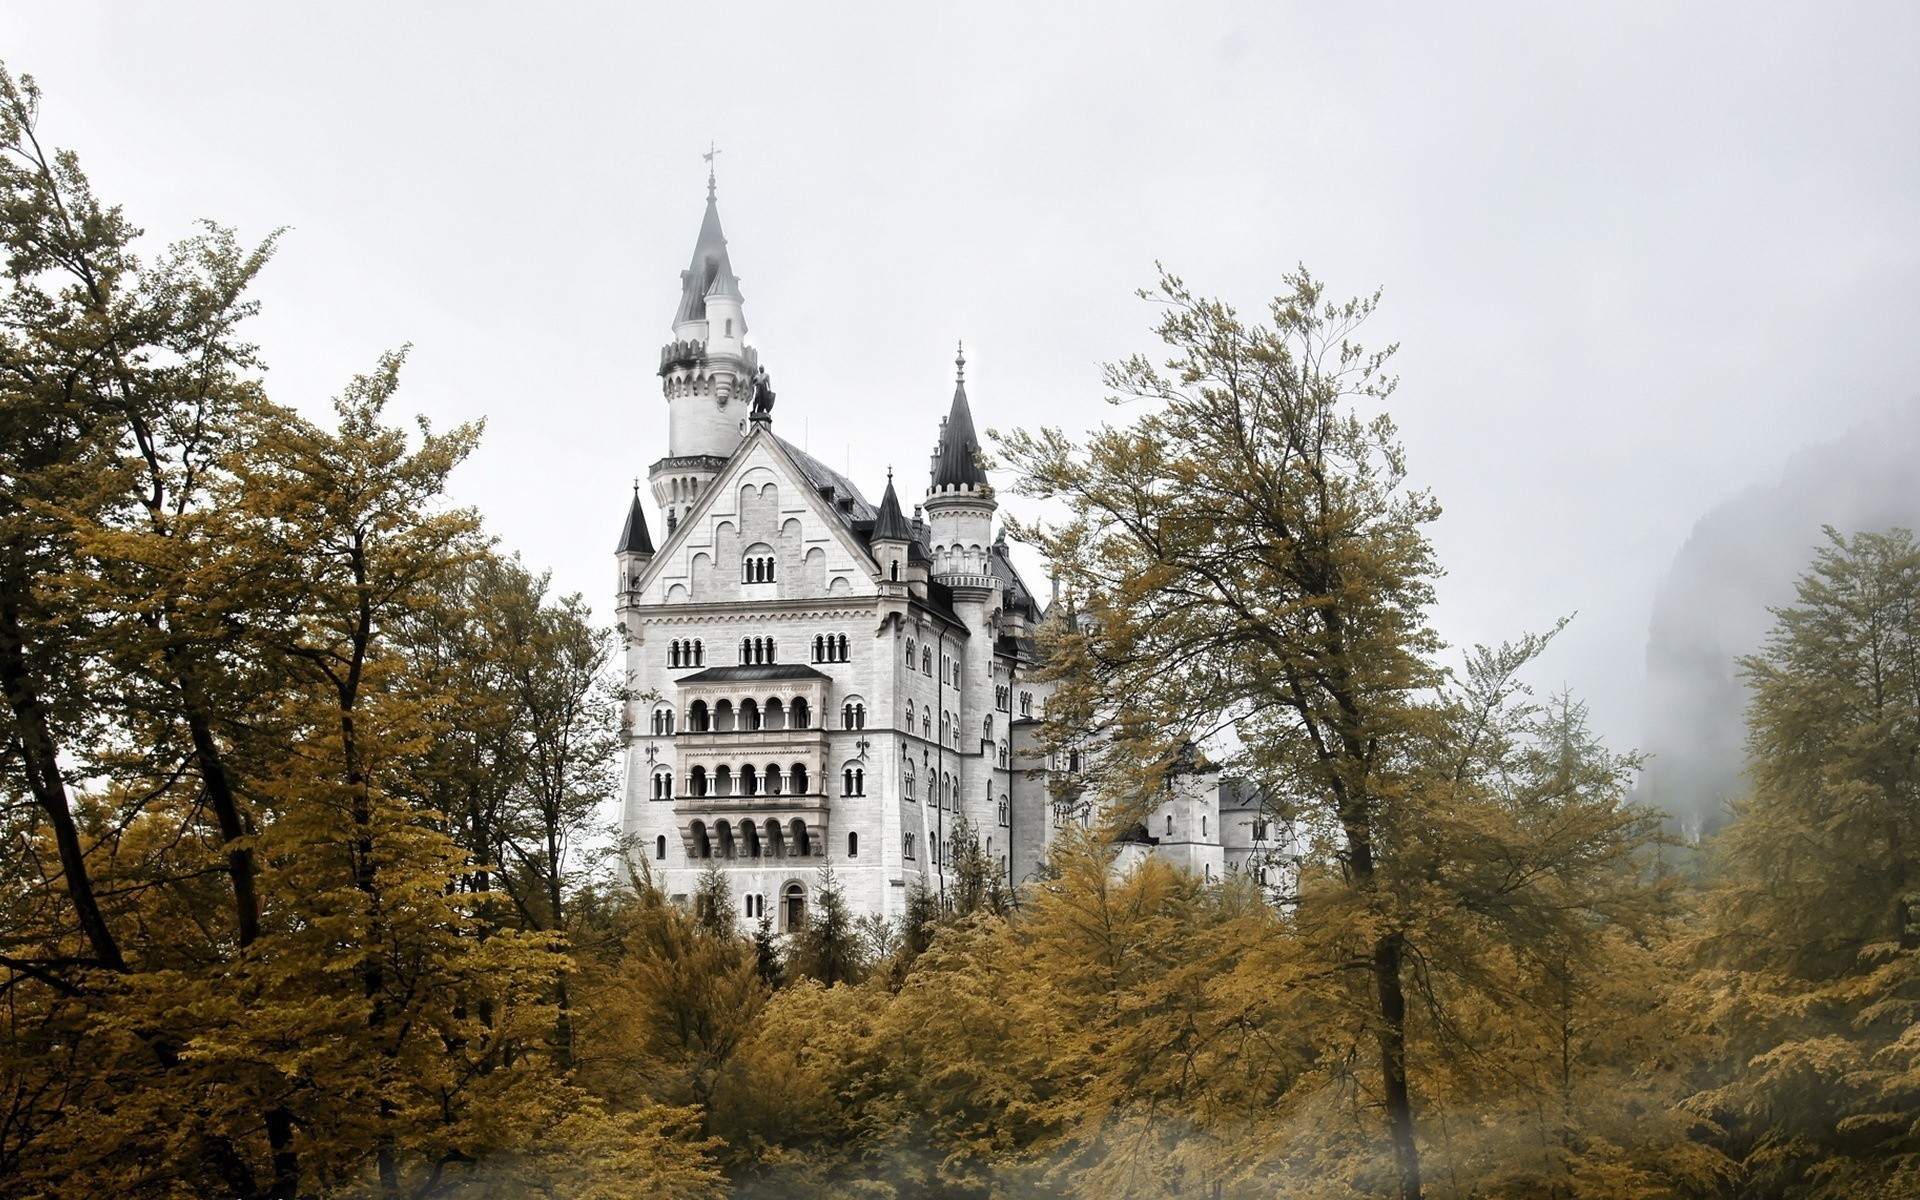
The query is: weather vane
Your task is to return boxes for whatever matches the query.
[703,141,721,198]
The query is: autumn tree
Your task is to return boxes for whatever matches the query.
[998,269,1669,1199]
[1688,527,1920,1197]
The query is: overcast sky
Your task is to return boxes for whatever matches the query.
[7,2,1919,758]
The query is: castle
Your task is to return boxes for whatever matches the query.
[616,172,1272,931]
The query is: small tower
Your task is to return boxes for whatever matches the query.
[870,469,916,594]
[651,159,758,535]
[924,343,997,584]
[615,483,655,608]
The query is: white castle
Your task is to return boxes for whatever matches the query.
[616,172,1276,931]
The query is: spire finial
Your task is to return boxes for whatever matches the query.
[632,477,640,495]
[887,465,894,483]
[703,141,721,201]
[955,340,966,383]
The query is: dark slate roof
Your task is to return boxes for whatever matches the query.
[931,375,989,489]
[871,476,915,541]
[673,190,741,326]
[775,436,877,532]
[675,663,830,683]
[617,489,654,555]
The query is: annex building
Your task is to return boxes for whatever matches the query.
[616,173,1270,931]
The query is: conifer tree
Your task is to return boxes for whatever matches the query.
[788,863,866,987]
[1690,527,1920,1197]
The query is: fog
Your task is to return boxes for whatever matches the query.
[1639,399,1920,834]
[4,3,1918,779]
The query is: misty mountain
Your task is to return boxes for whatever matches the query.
[1638,398,1920,836]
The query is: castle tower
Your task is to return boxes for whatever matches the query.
[650,163,758,535]
[924,344,997,585]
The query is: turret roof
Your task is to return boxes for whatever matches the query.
[673,187,740,325]
[617,487,654,555]
[930,345,989,490]
[871,473,915,541]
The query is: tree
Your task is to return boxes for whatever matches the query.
[998,269,1667,1199]
[787,864,867,987]
[1688,527,1920,1197]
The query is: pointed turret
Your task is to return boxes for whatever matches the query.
[672,170,744,331]
[616,483,655,607]
[869,469,918,596]
[653,157,760,528]
[930,345,989,490]
[924,343,998,586]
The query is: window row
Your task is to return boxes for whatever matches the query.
[685,696,811,731]
[650,709,676,736]
[685,763,811,798]
[740,636,777,664]
[668,638,705,668]
[813,633,850,662]
[743,552,776,583]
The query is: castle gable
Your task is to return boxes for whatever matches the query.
[635,427,883,607]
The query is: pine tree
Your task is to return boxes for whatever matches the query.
[788,864,867,987]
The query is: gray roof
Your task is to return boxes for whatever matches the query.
[987,532,1041,620]
[617,489,654,555]
[930,376,989,489]
[673,191,741,326]
[675,663,830,683]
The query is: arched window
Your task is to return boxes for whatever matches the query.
[982,716,993,742]
[742,699,761,731]
[906,706,917,735]
[688,700,710,732]
[1166,813,1174,837]
[651,771,672,800]
[765,819,785,858]
[741,637,751,664]
[998,741,1008,766]
[1068,749,1082,773]
[765,697,785,730]
[688,766,708,797]
[922,705,931,735]
[842,766,864,796]
[997,797,1009,826]
[743,544,775,583]
[790,763,809,794]
[890,560,899,580]
[764,762,782,795]
[655,834,667,860]
[783,882,806,931]
[715,700,735,732]
[922,647,932,674]
[670,640,682,668]
[691,820,711,858]
[813,634,825,662]
[836,634,849,661]
[1201,815,1207,838]
[931,832,941,867]
[904,832,916,860]
[847,831,859,858]
[741,765,759,796]
[906,638,916,664]
[842,701,865,730]
[693,640,704,666]
[790,697,810,728]
[789,819,811,857]
[904,761,916,796]
[743,822,761,857]
[714,766,733,797]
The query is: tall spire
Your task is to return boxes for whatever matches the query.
[930,341,989,490]
[674,151,741,326]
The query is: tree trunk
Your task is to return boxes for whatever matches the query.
[0,595,126,974]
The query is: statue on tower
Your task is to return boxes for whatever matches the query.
[749,365,776,421]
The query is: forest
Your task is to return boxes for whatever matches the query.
[5,62,1920,1200]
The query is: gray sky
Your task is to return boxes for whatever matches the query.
[8,2,1919,758]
